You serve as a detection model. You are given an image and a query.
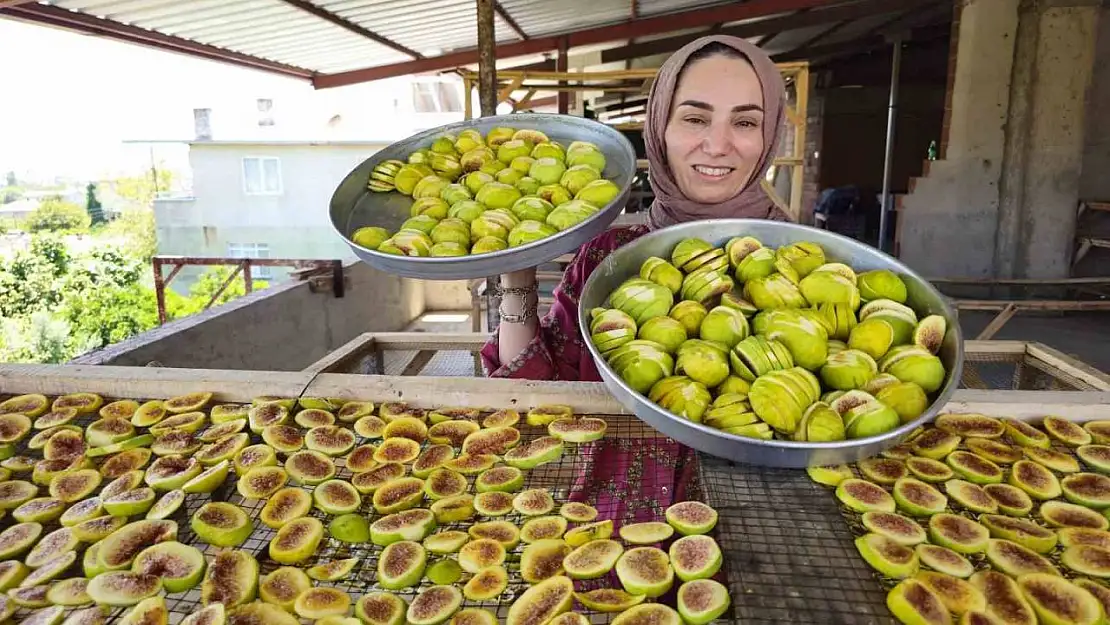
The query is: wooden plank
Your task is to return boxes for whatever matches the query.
[964,340,1029,355]
[956,300,1110,312]
[1026,343,1110,391]
[302,333,377,374]
[975,303,1018,341]
[367,333,489,351]
[943,390,1110,422]
[0,364,314,402]
[401,351,438,376]
[929,276,1110,286]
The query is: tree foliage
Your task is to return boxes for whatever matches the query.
[85,183,106,225]
[24,196,90,233]
[109,170,174,210]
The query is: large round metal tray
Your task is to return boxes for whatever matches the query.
[578,219,965,468]
[330,113,637,280]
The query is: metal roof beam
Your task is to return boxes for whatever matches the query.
[313,0,846,89]
[494,2,528,40]
[276,0,423,59]
[0,3,315,80]
[774,20,950,64]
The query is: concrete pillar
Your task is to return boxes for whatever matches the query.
[898,0,1100,279]
[1079,6,1110,201]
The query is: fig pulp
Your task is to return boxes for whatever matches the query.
[885,579,950,625]
[669,535,723,581]
[86,571,162,606]
[506,576,574,625]
[259,567,311,611]
[378,540,427,589]
[616,547,674,597]
[459,538,507,573]
[191,502,252,547]
[862,511,927,545]
[915,544,974,578]
[356,593,407,625]
[522,515,569,543]
[665,501,719,535]
[985,539,1059,577]
[201,550,258,608]
[521,539,573,584]
[856,533,920,578]
[463,566,509,601]
[269,517,324,565]
[407,586,462,625]
[676,579,731,625]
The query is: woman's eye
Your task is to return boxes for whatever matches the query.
[684,117,707,126]
[735,119,758,128]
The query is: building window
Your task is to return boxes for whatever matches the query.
[412,80,463,113]
[228,242,272,279]
[242,157,282,195]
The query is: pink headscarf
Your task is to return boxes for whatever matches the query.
[645,35,790,229]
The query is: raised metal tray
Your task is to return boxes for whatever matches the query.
[329,113,636,280]
[577,219,965,468]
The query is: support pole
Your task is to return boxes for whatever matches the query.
[477,0,500,334]
[557,37,569,114]
[878,38,902,254]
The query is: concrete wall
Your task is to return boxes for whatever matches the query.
[1080,7,1110,202]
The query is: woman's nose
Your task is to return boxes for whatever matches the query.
[700,122,731,156]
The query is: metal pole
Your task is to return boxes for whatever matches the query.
[878,38,902,254]
[476,0,500,333]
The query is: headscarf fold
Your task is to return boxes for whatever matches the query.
[644,35,789,229]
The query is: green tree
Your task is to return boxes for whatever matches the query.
[102,208,157,261]
[85,183,105,225]
[177,266,269,315]
[24,196,90,233]
[0,186,21,204]
[111,169,174,210]
[4,172,15,187]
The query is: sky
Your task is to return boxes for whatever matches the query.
[0,17,342,182]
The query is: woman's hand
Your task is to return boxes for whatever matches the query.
[496,267,540,366]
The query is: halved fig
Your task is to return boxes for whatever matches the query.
[418,469,464,504]
[198,419,246,442]
[352,463,407,494]
[346,444,380,473]
[1024,447,1081,473]
[482,409,519,428]
[859,458,908,485]
[236,465,288,499]
[33,456,86,487]
[53,393,103,415]
[424,530,469,554]
[676,579,730,625]
[928,514,989,554]
[985,483,1035,516]
[295,408,335,428]
[548,417,607,443]
[308,559,357,582]
[371,508,437,546]
[29,425,80,451]
[354,415,387,438]
[947,451,1003,485]
[227,602,299,625]
[451,608,497,625]
[337,400,375,423]
[73,514,128,542]
[19,550,76,587]
[132,541,206,592]
[61,497,103,526]
[428,559,463,586]
[915,543,974,578]
[945,480,998,514]
[99,400,140,421]
[1078,445,1110,473]
[616,547,675,597]
[1062,472,1110,508]
[986,539,1059,577]
[503,436,564,470]
[443,453,498,475]
[0,393,48,418]
[356,592,407,625]
[1042,500,1109,530]
[82,542,103,578]
[193,433,248,468]
[86,571,162,606]
[505,575,574,625]
[882,444,914,460]
[1060,528,1110,550]
[966,438,1023,465]
[476,466,524,493]
[261,425,303,453]
[201,549,258,608]
[248,403,288,433]
[856,532,919,578]
[1004,419,1051,449]
[521,538,572,583]
[378,540,427,589]
[85,418,134,446]
[862,511,927,545]
[49,468,101,502]
[559,503,598,523]
[380,402,426,423]
[474,491,514,516]
[1009,460,1062,500]
[131,401,168,427]
[374,438,422,464]
[296,587,352,620]
[463,565,508,601]
[669,535,722,582]
[468,520,520,548]
[26,526,79,567]
[905,457,954,483]
[373,477,425,514]
[96,519,177,571]
[935,413,1005,439]
[911,429,961,460]
[234,444,277,475]
[269,516,324,565]
[43,429,85,461]
[34,408,79,431]
[1085,421,1110,444]
[459,538,508,574]
[146,489,185,520]
[259,566,311,611]
[259,487,312,529]
[836,478,896,513]
[893,477,948,516]
[384,417,428,443]
[305,425,357,456]
[1074,579,1110,621]
[407,585,461,625]
[100,448,152,478]
[885,579,950,625]
[46,577,91,606]
[611,604,682,625]
[522,516,568,543]
[563,538,623,580]
[1062,545,1110,578]
[330,513,371,544]
[285,450,336,485]
[574,588,646,613]
[980,515,1058,553]
[314,479,361,515]
[429,495,474,525]
[8,584,50,608]
[12,497,65,523]
[191,502,252,547]
[1043,416,1092,446]
[412,445,456,479]
[1017,573,1102,625]
[182,460,230,494]
[914,570,985,615]
[145,455,202,491]
[514,488,555,517]
[104,471,144,501]
[164,391,212,414]
[117,597,168,625]
[427,421,479,448]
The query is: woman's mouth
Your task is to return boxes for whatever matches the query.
[693,165,734,179]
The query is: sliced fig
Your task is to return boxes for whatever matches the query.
[676,579,730,625]
[227,602,299,625]
[476,466,524,493]
[429,407,480,424]
[611,604,681,625]
[354,415,387,438]
[443,453,498,475]
[25,526,79,567]
[294,408,335,428]
[234,444,277,475]
[295,587,352,620]
[373,477,425,514]
[945,480,999,514]
[259,566,311,611]
[856,532,919,578]
[427,421,480,448]
[356,592,407,625]
[616,546,675,597]
[46,577,91,606]
[336,400,375,423]
[910,429,961,460]
[986,539,1059,577]
[521,538,573,583]
[132,541,206,592]
[1024,446,1081,473]
[450,608,498,625]
[468,520,520,549]
[1060,528,1110,550]
[411,444,457,480]
[422,468,467,501]
[149,413,208,438]
[1062,472,1110,508]
[352,462,407,494]
[34,408,79,431]
[505,575,574,625]
[329,512,371,544]
[1016,573,1103,625]
[905,457,955,483]
[836,478,896,513]
[304,425,357,456]
[53,392,103,415]
[915,543,974,578]
[862,511,927,545]
[522,515,569,543]
[146,489,185,520]
[191,501,252,547]
[163,391,212,414]
[560,502,598,522]
[378,540,427,589]
[8,584,50,608]
[574,588,646,613]
[1085,421,1110,444]
[1078,445,1110,473]
[669,535,722,582]
[424,530,469,554]
[150,430,202,457]
[893,477,947,516]
[473,491,515,516]
[145,455,202,491]
[503,436,564,470]
[383,417,428,443]
[1041,500,1109,530]
[947,451,1003,485]
[514,488,556,517]
[882,444,914,460]
[86,571,162,606]
[131,401,168,427]
[527,405,574,427]
[314,479,361,515]
[980,515,1058,553]
[407,585,462,625]
[261,425,303,453]
[1009,460,1062,500]
[463,565,508,601]
[1004,419,1051,449]
[859,457,908,485]
[935,413,1005,439]
[285,449,336,485]
[985,483,1035,516]
[43,429,86,461]
[431,495,476,524]
[201,549,258,608]
[73,514,128,542]
[182,460,230,494]
[19,551,76,587]
[248,403,288,433]
[548,417,608,443]
[1073,579,1110,620]
[885,579,951,625]
[0,393,49,418]
[236,465,288,499]
[346,444,381,473]
[915,570,986,615]
[12,497,65,523]
[97,519,177,571]
[966,438,1023,464]
[564,538,623,580]
[60,497,103,526]
[806,464,854,486]
[269,516,324,565]
[197,419,247,443]
[100,448,152,478]
[371,508,437,546]
[928,514,990,554]
[380,402,426,423]
[374,438,422,464]
[665,500,719,535]
[1043,416,1092,446]
[49,468,101,502]
[1061,545,1110,578]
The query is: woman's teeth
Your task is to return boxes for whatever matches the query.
[694,165,733,177]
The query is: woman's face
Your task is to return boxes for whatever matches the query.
[664,53,766,205]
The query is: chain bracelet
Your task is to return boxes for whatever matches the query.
[494,282,539,298]
[496,281,539,324]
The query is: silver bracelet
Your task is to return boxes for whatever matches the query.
[497,282,539,324]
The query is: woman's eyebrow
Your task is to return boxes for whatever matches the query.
[676,100,764,113]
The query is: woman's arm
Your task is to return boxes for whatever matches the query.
[496,267,540,367]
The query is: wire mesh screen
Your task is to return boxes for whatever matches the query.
[962,350,1101,391]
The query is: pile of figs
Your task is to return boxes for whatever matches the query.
[589,235,949,442]
[352,127,622,257]
[811,412,1110,625]
[0,390,731,625]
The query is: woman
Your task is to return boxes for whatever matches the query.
[475,35,792,521]
[481,35,791,380]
